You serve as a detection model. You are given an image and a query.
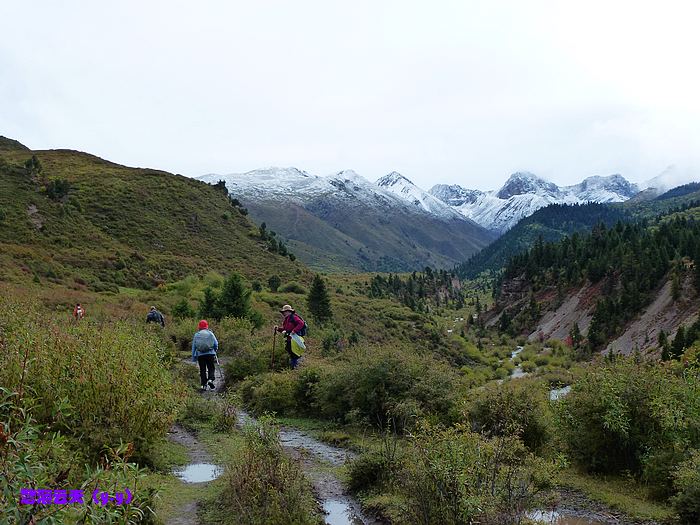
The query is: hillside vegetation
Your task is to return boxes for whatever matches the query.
[495,205,700,355]
[0,137,307,293]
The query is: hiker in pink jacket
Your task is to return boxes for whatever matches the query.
[274,304,305,368]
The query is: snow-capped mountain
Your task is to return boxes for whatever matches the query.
[198,168,494,272]
[375,171,466,220]
[430,172,640,233]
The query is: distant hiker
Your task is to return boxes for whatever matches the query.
[274,305,306,369]
[146,306,165,327]
[73,303,85,320]
[192,320,218,391]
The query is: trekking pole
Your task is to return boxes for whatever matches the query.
[271,329,276,369]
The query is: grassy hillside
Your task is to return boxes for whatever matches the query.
[0,138,308,292]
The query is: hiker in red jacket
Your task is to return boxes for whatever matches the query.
[274,304,305,369]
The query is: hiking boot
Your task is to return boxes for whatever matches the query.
[207,380,215,390]
[200,385,207,392]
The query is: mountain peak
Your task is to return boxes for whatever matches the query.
[376,171,412,187]
[496,172,559,199]
[246,166,311,178]
[429,184,484,206]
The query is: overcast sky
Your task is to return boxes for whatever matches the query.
[2,1,699,190]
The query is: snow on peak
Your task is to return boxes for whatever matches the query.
[376,171,411,187]
[429,172,640,233]
[429,184,484,206]
[565,174,639,202]
[374,172,468,220]
[496,172,560,199]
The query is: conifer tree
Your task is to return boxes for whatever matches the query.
[173,298,195,319]
[199,287,218,319]
[268,275,281,292]
[307,274,333,324]
[672,326,686,359]
[217,272,252,319]
[570,322,582,349]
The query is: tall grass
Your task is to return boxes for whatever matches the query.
[205,416,323,525]
[0,296,185,462]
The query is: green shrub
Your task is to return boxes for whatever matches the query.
[521,360,537,372]
[672,452,700,524]
[213,390,239,432]
[314,346,459,428]
[172,297,196,319]
[398,425,556,524]
[348,449,398,494]
[556,358,700,487]
[179,394,217,431]
[208,416,322,525]
[0,390,159,524]
[534,355,550,366]
[279,281,307,294]
[45,178,71,200]
[240,372,298,416]
[167,317,196,352]
[268,275,281,292]
[224,347,269,386]
[465,379,551,452]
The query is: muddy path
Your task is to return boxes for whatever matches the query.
[169,357,375,525]
[238,408,378,524]
[164,358,226,525]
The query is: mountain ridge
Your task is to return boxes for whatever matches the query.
[199,167,494,272]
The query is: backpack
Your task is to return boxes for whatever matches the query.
[194,330,216,352]
[294,313,308,337]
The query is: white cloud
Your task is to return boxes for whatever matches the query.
[1,0,698,190]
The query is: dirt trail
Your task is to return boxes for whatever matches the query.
[238,409,377,524]
[164,358,226,525]
[167,358,373,525]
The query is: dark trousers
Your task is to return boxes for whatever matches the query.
[197,354,216,386]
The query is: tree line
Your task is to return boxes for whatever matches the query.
[368,267,465,311]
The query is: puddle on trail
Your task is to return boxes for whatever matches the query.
[174,463,222,483]
[528,510,609,524]
[279,428,356,466]
[323,499,365,525]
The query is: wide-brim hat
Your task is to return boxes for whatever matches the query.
[280,304,294,313]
